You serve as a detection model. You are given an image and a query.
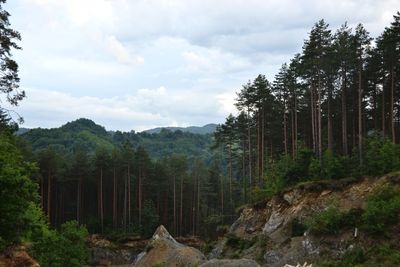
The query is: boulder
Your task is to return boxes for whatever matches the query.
[134,225,205,267]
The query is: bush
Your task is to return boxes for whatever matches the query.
[364,136,400,176]
[225,233,255,252]
[362,185,400,234]
[33,220,89,267]
[306,206,343,235]
[370,244,400,265]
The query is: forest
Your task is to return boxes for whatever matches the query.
[0,0,399,265]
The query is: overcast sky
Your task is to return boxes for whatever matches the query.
[4,0,400,131]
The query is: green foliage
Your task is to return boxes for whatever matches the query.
[306,206,344,235]
[0,133,42,250]
[309,150,350,180]
[319,247,366,267]
[369,244,400,265]
[362,184,400,234]
[364,136,400,176]
[32,220,89,267]
[225,233,255,252]
[141,200,159,238]
[203,240,217,254]
[320,244,400,267]
[21,119,216,163]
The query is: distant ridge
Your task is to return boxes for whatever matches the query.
[143,123,217,135]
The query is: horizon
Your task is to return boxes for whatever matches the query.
[18,117,219,133]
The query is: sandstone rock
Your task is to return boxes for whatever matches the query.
[134,225,205,267]
[200,259,260,267]
[0,246,39,267]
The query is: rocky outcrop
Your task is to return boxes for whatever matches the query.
[211,175,400,266]
[0,246,39,267]
[134,225,205,267]
[86,235,146,266]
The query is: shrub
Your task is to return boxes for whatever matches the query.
[362,185,400,234]
[225,233,255,252]
[364,136,400,176]
[32,220,89,267]
[306,206,343,235]
[370,244,400,265]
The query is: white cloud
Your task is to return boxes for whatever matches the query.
[16,87,227,131]
[106,35,144,65]
[6,0,400,130]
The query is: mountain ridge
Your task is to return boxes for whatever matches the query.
[142,123,217,134]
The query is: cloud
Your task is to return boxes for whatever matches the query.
[106,35,144,65]
[6,0,400,130]
[15,87,229,131]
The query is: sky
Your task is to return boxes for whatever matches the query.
[4,0,400,131]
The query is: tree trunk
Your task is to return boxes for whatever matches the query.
[390,65,395,143]
[317,72,322,160]
[138,170,142,226]
[123,172,127,232]
[128,165,131,231]
[196,173,200,235]
[382,83,386,137]
[228,144,233,211]
[310,84,316,154]
[328,84,333,152]
[358,60,363,169]
[77,177,81,224]
[100,168,104,233]
[173,174,176,235]
[247,108,252,191]
[342,67,348,155]
[284,100,288,156]
[220,174,224,223]
[47,171,51,224]
[180,175,183,236]
[113,167,117,229]
[294,92,298,157]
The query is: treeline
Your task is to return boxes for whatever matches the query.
[214,13,400,202]
[30,140,235,238]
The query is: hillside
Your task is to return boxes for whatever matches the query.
[20,118,215,161]
[209,174,400,266]
[143,124,217,134]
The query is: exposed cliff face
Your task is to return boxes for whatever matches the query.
[210,175,400,266]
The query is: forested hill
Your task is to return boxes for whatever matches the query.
[20,118,215,161]
[143,123,217,134]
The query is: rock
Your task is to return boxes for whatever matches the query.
[0,246,39,267]
[264,250,282,265]
[200,259,260,267]
[134,225,205,267]
[263,210,284,234]
[86,234,145,266]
